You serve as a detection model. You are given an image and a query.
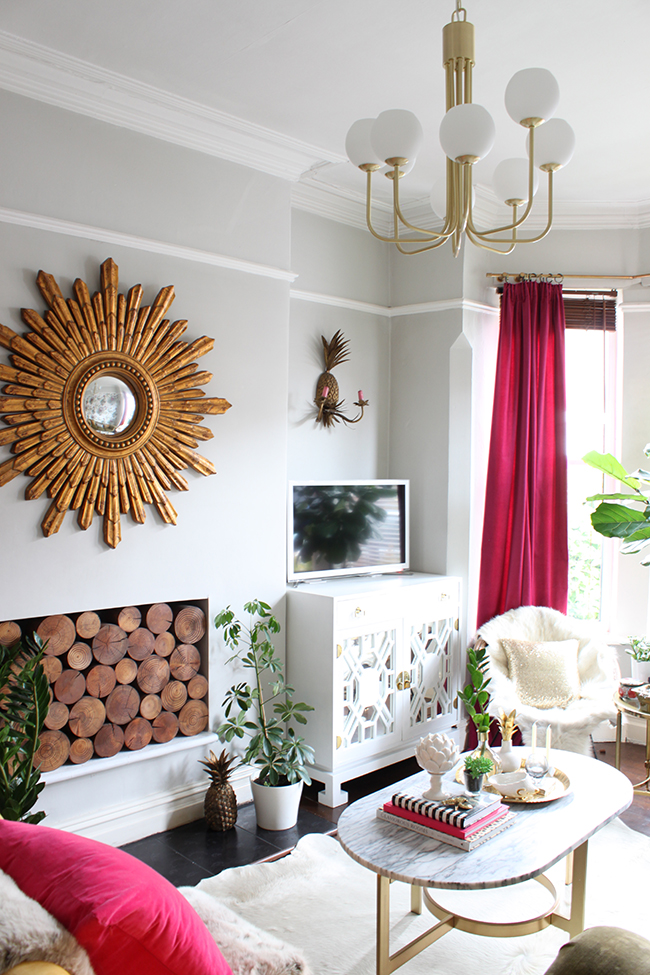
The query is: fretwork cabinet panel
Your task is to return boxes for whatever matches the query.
[286,573,461,805]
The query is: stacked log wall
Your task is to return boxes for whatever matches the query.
[1,599,209,771]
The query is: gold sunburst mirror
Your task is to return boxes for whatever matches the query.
[0,258,231,547]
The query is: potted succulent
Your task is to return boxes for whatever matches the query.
[463,754,493,793]
[0,633,49,822]
[626,637,650,683]
[215,599,315,830]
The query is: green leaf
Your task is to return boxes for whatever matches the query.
[591,502,649,539]
[586,492,644,502]
[582,451,641,491]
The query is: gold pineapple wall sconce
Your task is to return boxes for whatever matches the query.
[314,330,368,428]
[0,257,231,548]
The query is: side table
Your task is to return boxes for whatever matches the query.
[615,695,650,793]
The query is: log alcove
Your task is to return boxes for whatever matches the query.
[1,597,209,771]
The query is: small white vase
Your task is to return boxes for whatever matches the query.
[631,659,650,683]
[251,779,303,831]
[498,739,520,773]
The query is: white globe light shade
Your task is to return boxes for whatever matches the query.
[345,118,382,168]
[505,68,560,125]
[370,109,423,163]
[529,118,576,170]
[439,103,496,162]
[492,158,539,204]
[429,177,475,218]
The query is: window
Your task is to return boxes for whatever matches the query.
[565,292,618,622]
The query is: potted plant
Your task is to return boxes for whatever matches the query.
[626,637,650,683]
[457,644,498,771]
[215,599,315,830]
[463,754,493,793]
[0,633,49,822]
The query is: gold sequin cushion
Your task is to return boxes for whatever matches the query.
[500,638,581,709]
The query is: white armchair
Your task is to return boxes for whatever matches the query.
[477,605,619,755]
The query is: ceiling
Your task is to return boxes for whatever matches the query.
[0,0,648,230]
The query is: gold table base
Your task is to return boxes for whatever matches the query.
[375,841,588,975]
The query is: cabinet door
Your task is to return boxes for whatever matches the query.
[335,623,401,759]
[405,614,458,737]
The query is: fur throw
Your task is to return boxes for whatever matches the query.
[180,887,310,975]
[0,868,94,975]
[478,606,619,755]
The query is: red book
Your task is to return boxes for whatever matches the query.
[382,801,508,839]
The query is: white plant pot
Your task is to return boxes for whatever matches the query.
[251,779,303,831]
[631,659,650,683]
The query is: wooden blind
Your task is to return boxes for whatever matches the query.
[562,290,616,330]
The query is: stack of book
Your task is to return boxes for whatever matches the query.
[376,790,516,850]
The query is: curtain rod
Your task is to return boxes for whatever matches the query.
[486,272,650,283]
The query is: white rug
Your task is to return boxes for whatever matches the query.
[184,817,650,975]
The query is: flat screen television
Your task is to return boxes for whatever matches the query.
[288,480,409,583]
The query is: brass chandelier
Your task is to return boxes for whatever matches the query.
[345,1,575,256]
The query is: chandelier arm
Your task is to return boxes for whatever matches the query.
[363,171,431,244]
[465,226,518,255]
[391,165,455,240]
[394,236,458,255]
[468,129,539,237]
[470,171,554,245]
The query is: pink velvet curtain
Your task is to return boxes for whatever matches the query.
[476,280,568,629]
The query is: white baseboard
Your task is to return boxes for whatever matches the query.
[43,765,254,847]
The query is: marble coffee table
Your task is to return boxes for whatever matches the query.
[337,748,632,975]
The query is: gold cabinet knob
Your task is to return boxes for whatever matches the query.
[396,670,411,691]
[354,606,363,617]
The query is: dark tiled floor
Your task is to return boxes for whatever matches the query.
[120,757,420,886]
[120,799,336,887]
[121,743,650,886]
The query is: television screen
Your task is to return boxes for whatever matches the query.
[288,480,409,582]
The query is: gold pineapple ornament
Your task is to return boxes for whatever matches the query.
[200,749,238,831]
[315,330,368,427]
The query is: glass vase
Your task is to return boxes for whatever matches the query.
[470,731,500,774]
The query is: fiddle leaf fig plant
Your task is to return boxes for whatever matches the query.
[583,447,650,564]
[216,600,315,787]
[457,644,491,735]
[0,633,49,823]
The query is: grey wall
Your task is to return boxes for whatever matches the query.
[288,211,391,480]
[0,90,293,841]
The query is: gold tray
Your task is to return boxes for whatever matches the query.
[455,763,571,804]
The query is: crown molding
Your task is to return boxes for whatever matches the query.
[0,205,298,281]
[290,288,497,318]
[293,174,650,233]
[0,30,346,181]
[292,177,393,233]
[4,30,647,231]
